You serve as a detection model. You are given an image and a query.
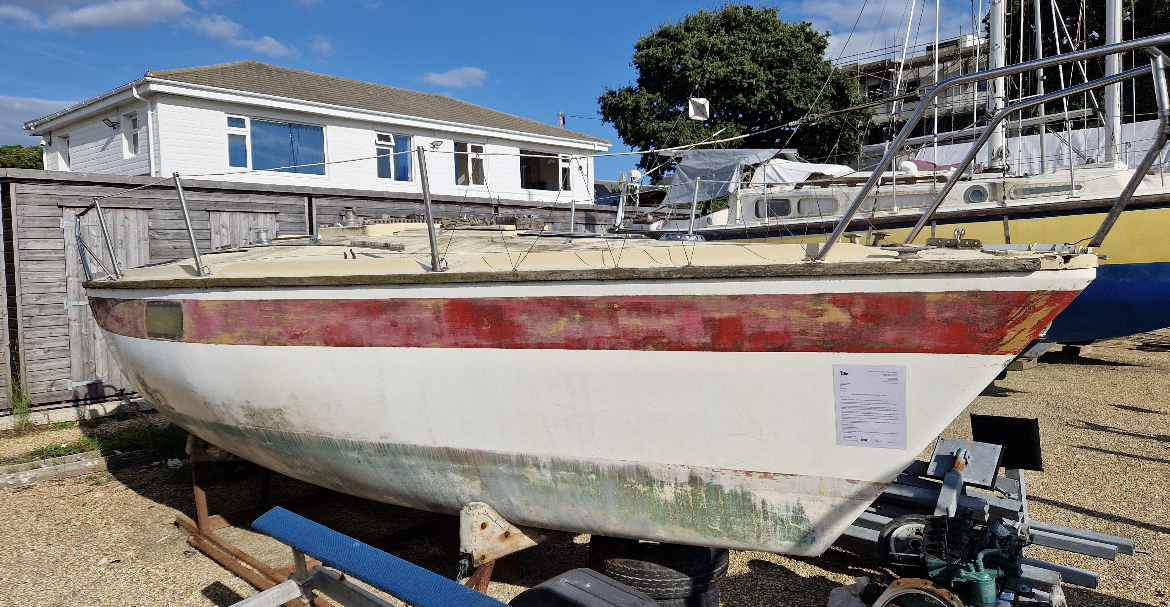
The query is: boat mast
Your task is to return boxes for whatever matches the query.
[933,0,940,177]
[1034,0,1047,172]
[987,0,1007,168]
[1104,0,1122,162]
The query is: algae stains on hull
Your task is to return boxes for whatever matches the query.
[159,410,882,555]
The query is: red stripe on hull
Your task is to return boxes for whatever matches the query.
[91,290,1076,355]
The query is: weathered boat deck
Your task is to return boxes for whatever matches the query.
[86,227,1090,288]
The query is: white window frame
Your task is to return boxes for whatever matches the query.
[560,155,572,192]
[454,141,487,187]
[59,136,70,171]
[375,133,413,182]
[226,115,250,169]
[123,113,139,158]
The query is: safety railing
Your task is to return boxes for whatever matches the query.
[816,32,1170,260]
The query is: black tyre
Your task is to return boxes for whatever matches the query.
[655,584,719,607]
[877,514,929,577]
[589,536,729,600]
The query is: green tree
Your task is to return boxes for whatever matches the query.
[0,145,43,169]
[598,5,872,175]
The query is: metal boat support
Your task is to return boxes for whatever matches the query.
[459,502,564,566]
[841,434,1134,592]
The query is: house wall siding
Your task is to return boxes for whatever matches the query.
[150,96,600,203]
[40,104,151,177]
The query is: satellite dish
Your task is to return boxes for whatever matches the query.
[629,169,643,181]
[687,98,710,121]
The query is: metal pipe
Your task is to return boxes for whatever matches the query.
[309,195,318,244]
[1033,0,1047,172]
[687,178,700,236]
[615,182,627,227]
[90,196,122,278]
[1104,0,1123,162]
[130,85,156,177]
[415,146,443,272]
[1089,56,1170,247]
[988,0,1007,167]
[903,65,1151,244]
[75,216,92,282]
[171,173,206,277]
[816,33,1170,260]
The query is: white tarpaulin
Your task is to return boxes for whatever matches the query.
[749,158,856,185]
[915,119,1170,175]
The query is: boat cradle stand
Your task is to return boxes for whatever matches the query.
[837,416,1135,605]
[174,435,563,605]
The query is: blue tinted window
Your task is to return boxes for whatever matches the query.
[376,147,393,179]
[395,136,411,181]
[228,134,248,167]
[251,120,325,174]
[227,117,245,128]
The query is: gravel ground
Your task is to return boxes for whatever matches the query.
[0,332,1166,606]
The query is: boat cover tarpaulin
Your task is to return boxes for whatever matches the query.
[748,158,856,185]
[659,149,780,208]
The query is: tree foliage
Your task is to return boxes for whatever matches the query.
[598,5,872,174]
[0,145,43,170]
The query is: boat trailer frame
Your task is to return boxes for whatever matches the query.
[176,420,1133,606]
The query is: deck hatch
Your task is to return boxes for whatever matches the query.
[145,301,183,340]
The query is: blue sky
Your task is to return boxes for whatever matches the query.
[0,0,978,179]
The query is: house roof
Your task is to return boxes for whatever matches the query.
[146,61,607,145]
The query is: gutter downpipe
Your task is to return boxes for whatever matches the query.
[902,64,1152,244]
[815,32,1170,261]
[130,84,157,177]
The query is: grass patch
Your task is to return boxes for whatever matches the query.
[8,377,34,432]
[0,415,189,467]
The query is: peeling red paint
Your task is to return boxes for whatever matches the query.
[90,290,1078,355]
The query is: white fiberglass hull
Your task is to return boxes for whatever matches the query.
[88,265,1093,555]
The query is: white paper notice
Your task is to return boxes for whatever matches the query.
[834,365,907,449]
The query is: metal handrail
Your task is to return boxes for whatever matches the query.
[901,64,1152,244]
[1089,51,1170,247]
[815,32,1170,260]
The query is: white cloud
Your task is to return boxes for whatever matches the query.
[0,95,77,145]
[417,67,489,89]
[308,34,332,56]
[45,0,190,30]
[193,13,243,40]
[229,35,298,57]
[188,14,298,57]
[1,2,298,58]
[0,5,43,27]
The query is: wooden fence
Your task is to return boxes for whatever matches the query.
[0,169,616,410]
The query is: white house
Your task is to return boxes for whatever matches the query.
[23,61,610,204]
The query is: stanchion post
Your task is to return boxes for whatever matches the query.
[415,147,443,272]
[172,173,207,276]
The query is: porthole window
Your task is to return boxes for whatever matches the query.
[754,198,791,219]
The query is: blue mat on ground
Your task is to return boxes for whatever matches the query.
[251,507,506,607]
